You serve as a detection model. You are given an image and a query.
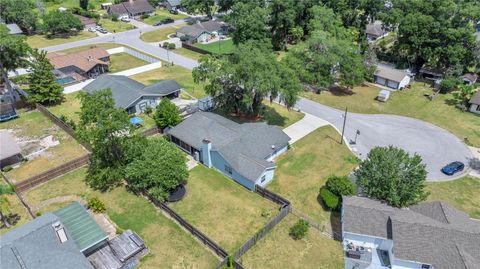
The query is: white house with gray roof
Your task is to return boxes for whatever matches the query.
[374,66,411,90]
[342,196,480,269]
[167,112,290,190]
[84,75,182,114]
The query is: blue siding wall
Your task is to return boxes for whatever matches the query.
[255,168,275,187]
[210,151,256,190]
[266,144,288,161]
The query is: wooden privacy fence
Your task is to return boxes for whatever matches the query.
[15,154,90,192]
[255,185,291,206]
[181,43,212,55]
[143,126,160,137]
[36,104,92,151]
[148,196,229,259]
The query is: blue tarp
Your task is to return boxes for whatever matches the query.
[130,117,143,126]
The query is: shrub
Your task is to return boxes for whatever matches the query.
[141,14,150,19]
[116,227,124,235]
[168,43,176,50]
[320,187,340,210]
[144,106,153,115]
[2,165,13,172]
[180,35,189,42]
[440,76,461,93]
[87,197,106,213]
[325,175,357,197]
[111,14,119,21]
[289,219,309,240]
[222,255,234,269]
[36,212,42,217]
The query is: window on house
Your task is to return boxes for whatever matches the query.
[225,165,232,174]
[260,175,266,183]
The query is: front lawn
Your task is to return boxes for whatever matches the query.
[194,39,234,54]
[239,214,344,269]
[426,176,480,219]
[22,168,219,268]
[174,47,204,60]
[57,43,121,53]
[142,9,189,25]
[109,53,149,73]
[215,102,305,128]
[169,166,278,253]
[26,31,97,49]
[130,65,207,99]
[139,24,186,42]
[97,18,135,33]
[302,82,480,146]
[268,126,358,233]
[0,110,88,183]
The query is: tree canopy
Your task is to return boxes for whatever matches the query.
[126,138,188,202]
[182,0,216,18]
[226,1,271,46]
[42,10,83,36]
[0,0,37,33]
[27,50,64,105]
[154,97,182,129]
[0,27,31,84]
[355,146,429,208]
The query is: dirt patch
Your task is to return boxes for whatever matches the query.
[327,86,356,96]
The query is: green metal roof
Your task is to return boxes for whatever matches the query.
[54,202,107,252]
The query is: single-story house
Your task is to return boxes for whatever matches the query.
[469,90,480,114]
[75,15,97,29]
[176,20,228,44]
[374,66,410,90]
[365,20,388,41]
[84,75,182,114]
[108,0,154,18]
[47,47,110,84]
[460,73,478,85]
[0,130,22,168]
[5,23,23,35]
[167,112,291,190]
[418,66,446,83]
[342,196,480,269]
[166,0,182,11]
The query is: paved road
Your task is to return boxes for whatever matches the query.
[296,98,473,181]
[41,19,198,70]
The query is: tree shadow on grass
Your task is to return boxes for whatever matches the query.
[328,85,356,96]
[0,213,21,229]
[263,105,287,127]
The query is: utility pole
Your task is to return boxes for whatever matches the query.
[340,107,348,144]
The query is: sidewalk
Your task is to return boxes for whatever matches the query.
[283,113,329,144]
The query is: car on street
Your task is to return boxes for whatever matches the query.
[441,161,465,175]
[97,28,108,34]
[121,17,131,22]
[169,9,179,15]
[154,21,163,26]
[161,18,174,24]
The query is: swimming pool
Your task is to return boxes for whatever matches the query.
[55,76,76,85]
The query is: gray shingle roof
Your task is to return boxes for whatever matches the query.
[0,130,21,160]
[0,213,94,269]
[167,0,182,6]
[83,75,182,109]
[374,66,409,83]
[6,23,22,34]
[177,20,225,38]
[167,112,290,182]
[343,196,480,269]
[366,20,386,37]
[470,91,480,105]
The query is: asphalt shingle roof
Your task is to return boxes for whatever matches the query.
[177,20,225,38]
[343,196,480,269]
[167,112,290,182]
[469,91,480,105]
[366,20,386,37]
[0,129,21,160]
[374,66,409,83]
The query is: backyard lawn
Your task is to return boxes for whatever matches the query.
[0,179,32,235]
[268,126,358,233]
[302,82,480,146]
[0,110,88,183]
[426,176,480,219]
[130,65,207,99]
[27,31,97,49]
[140,24,186,42]
[169,166,278,253]
[142,9,189,25]
[109,53,149,73]
[174,47,203,60]
[23,168,219,268]
[97,18,135,33]
[239,214,344,269]
[194,39,234,54]
[47,92,82,122]
[215,102,305,128]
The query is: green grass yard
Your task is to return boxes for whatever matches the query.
[22,168,219,268]
[47,92,82,122]
[130,65,207,99]
[194,39,234,54]
[57,43,121,54]
[0,178,32,235]
[170,166,278,253]
[174,47,204,60]
[302,82,480,146]
[239,214,344,269]
[109,53,149,73]
[142,9,188,25]
[97,18,135,33]
[139,24,186,42]
[26,31,97,49]
[268,126,358,233]
[0,110,88,183]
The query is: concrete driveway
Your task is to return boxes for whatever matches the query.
[283,113,329,144]
[296,98,473,181]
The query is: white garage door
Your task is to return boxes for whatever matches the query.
[387,80,399,89]
[376,77,386,85]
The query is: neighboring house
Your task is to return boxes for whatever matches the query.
[176,20,228,44]
[366,20,388,41]
[108,0,154,18]
[469,91,480,114]
[75,15,97,29]
[374,66,410,90]
[0,78,23,121]
[167,112,291,190]
[0,130,22,168]
[47,47,110,84]
[418,66,446,83]
[460,73,478,85]
[5,23,23,35]
[84,75,181,114]
[0,202,146,269]
[342,196,480,269]
[166,0,182,10]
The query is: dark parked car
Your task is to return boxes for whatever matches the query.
[161,18,174,24]
[441,161,465,175]
[169,9,179,15]
[153,21,163,26]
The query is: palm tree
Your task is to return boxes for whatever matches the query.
[452,84,478,108]
[0,184,14,228]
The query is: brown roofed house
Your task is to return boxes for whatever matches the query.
[74,15,97,29]
[107,0,154,18]
[47,47,110,83]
